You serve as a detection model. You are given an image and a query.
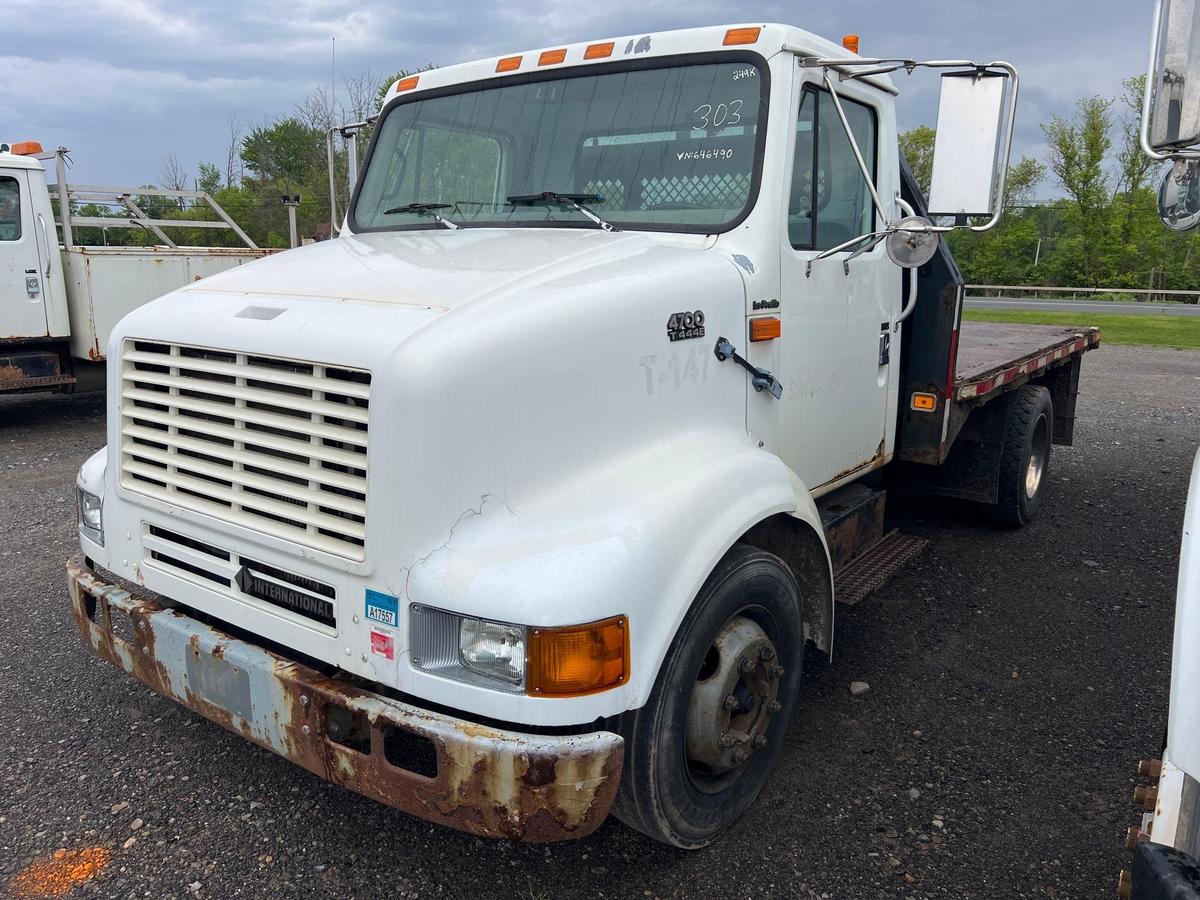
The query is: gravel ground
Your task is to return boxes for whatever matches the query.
[1,344,1197,900]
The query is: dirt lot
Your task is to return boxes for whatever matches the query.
[1,344,1197,899]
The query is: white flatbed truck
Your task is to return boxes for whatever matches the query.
[66,24,1100,846]
[0,142,265,395]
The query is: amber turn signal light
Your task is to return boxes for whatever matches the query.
[723,27,762,46]
[527,616,629,696]
[749,317,781,342]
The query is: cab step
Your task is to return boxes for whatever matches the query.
[835,530,930,607]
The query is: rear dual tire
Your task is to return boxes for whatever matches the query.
[988,384,1053,527]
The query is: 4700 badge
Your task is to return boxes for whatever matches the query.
[667,310,706,342]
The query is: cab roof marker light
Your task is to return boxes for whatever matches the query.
[723,27,762,46]
[584,42,614,60]
[538,48,568,66]
[496,55,522,72]
[394,75,420,93]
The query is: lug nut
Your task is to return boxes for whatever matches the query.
[767,699,782,713]
[753,734,767,749]
[1138,759,1163,779]
[739,657,757,674]
[1133,785,1158,810]
[769,664,785,679]
[732,747,749,765]
[719,732,737,749]
[723,694,740,711]
[758,645,776,661]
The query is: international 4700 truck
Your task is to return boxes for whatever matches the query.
[66,24,1100,847]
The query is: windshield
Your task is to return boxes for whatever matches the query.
[352,56,767,234]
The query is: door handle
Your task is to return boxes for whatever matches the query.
[36,213,52,279]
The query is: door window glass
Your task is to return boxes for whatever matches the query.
[0,177,21,241]
[788,89,877,251]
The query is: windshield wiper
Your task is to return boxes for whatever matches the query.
[382,202,459,230]
[506,191,620,232]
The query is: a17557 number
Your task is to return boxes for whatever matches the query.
[667,310,706,342]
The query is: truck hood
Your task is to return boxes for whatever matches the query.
[182,229,715,311]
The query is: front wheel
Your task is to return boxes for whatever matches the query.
[613,544,804,848]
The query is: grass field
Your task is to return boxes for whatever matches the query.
[962,308,1200,350]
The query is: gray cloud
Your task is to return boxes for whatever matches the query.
[1,0,1148,196]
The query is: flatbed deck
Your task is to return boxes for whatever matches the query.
[953,321,1102,402]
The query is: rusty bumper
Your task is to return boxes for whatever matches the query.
[66,555,623,841]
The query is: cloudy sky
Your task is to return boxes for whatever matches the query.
[0,0,1153,194]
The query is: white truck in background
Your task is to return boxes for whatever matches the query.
[0,142,265,395]
[1122,2,1200,897]
[65,23,1102,847]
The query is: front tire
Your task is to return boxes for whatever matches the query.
[613,544,804,848]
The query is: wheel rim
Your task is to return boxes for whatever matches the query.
[684,615,783,794]
[1025,412,1050,500]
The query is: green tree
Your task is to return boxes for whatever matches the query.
[1042,96,1113,284]
[197,162,222,196]
[899,125,935,199]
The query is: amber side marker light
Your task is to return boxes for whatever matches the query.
[539,48,568,66]
[842,34,861,54]
[911,392,938,412]
[723,26,762,46]
[496,55,522,72]
[749,317,782,342]
[394,75,420,92]
[585,42,615,60]
[527,616,629,697]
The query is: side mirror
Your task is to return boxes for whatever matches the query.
[927,71,1010,219]
[1158,159,1200,230]
[1148,0,1200,153]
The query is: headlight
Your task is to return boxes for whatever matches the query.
[77,486,104,546]
[460,618,526,684]
[411,605,628,696]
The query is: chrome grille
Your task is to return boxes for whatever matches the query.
[120,340,370,560]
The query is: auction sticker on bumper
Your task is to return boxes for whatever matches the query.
[365,589,399,627]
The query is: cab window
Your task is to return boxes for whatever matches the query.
[789,88,877,251]
[0,177,21,242]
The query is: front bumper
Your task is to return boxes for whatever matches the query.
[66,555,623,841]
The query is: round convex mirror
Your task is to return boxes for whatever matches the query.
[1158,159,1200,232]
[886,216,939,269]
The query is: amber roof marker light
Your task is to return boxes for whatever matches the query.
[393,75,420,92]
[496,55,522,72]
[585,42,615,60]
[538,48,568,66]
[723,27,762,46]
